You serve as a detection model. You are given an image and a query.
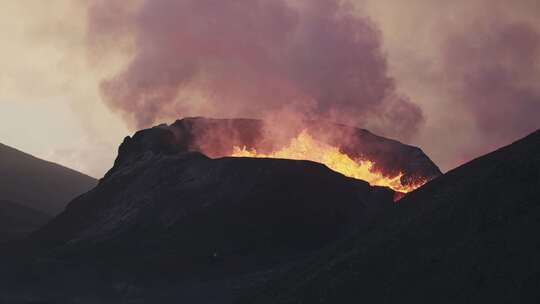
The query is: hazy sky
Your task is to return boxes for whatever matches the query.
[1,0,539,178]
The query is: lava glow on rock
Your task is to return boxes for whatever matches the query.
[231,130,425,193]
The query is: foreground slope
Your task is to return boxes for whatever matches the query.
[244,130,540,304]
[0,200,50,242]
[2,151,393,303]
[0,143,97,215]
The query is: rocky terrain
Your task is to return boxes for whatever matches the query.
[3,153,394,303]
[0,200,50,242]
[241,130,540,304]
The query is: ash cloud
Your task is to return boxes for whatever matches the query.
[87,0,423,139]
[442,20,540,157]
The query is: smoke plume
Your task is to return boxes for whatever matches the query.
[442,20,540,157]
[87,0,423,139]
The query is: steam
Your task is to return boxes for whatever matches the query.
[87,0,423,139]
[442,20,540,157]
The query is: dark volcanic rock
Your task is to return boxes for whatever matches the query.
[110,117,441,187]
[3,149,394,303]
[0,142,97,215]
[0,200,51,243]
[34,153,393,256]
[243,129,540,304]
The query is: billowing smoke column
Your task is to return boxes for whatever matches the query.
[87,0,423,139]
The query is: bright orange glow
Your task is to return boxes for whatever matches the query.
[231,130,425,193]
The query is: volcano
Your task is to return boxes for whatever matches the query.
[112,117,441,192]
[1,120,538,303]
[0,118,438,303]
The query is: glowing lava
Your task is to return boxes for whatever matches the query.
[231,130,425,193]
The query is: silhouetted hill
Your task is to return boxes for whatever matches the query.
[0,143,97,215]
[242,129,540,304]
[3,151,394,303]
[0,200,50,243]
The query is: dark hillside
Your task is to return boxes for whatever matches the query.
[244,130,540,304]
[0,200,50,242]
[0,143,97,215]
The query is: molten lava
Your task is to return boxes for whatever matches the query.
[231,130,425,193]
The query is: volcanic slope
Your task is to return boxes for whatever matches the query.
[242,129,540,304]
[0,200,50,242]
[3,151,394,303]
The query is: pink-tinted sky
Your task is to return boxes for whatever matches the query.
[1,0,539,178]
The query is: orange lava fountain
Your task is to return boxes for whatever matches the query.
[231,130,425,193]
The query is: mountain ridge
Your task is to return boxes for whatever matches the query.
[0,142,97,215]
